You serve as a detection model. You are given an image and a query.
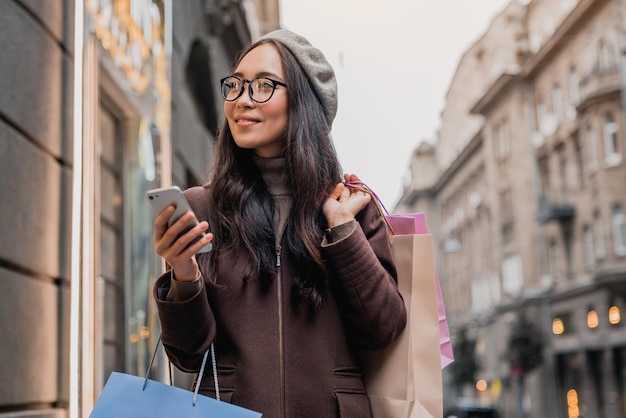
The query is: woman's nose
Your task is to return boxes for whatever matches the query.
[236,85,255,107]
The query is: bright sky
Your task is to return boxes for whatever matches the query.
[279,0,510,210]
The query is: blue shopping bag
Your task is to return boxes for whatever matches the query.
[90,372,262,417]
[90,340,262,417]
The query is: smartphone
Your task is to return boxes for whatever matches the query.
[146,186,213,254]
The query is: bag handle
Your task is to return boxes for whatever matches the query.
[143,337,220,406]
[345,180,396,236]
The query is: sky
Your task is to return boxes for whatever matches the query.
[279,0,511,210]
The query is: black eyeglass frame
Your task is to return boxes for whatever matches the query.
[220,76,288,103]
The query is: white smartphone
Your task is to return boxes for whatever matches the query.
[146,186,213,254]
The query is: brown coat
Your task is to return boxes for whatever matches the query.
[154,186,406,418]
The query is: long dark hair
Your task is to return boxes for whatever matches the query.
[206,38,342,305]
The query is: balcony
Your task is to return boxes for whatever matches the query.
[577,65,621,113]
[535,193,576,225]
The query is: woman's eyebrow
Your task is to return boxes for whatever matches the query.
[231,71,282,79]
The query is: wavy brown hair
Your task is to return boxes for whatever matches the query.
[205,38,342,305]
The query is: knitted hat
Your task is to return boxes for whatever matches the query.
[258,29,338,126]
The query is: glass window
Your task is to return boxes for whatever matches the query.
[583,225,595,269]
[587,123,598,171]
[559,150,568,202]
[494,120,510,161]
[553,84,564,122]
[537,101,547,133]
[569,68,580,105]
[574,136,585,188]
[502,253,523,297]
[597,40,614,72]
[539,157,550,197]
[613,204,626,256]
[603,113,620,165]
[549,239,561,281]
[99,106,125,379]
[595,213,606,260]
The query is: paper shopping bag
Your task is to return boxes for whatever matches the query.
[90,372,262,417]
[361,234,443,418]
[387,212,454,369]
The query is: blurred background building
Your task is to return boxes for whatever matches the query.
[396,0,626,416]
[2,0,626,417]
[0,0,277,417]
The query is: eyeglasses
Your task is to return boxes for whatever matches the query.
[220,76,287,103]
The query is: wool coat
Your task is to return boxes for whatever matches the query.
[154,182,407,418]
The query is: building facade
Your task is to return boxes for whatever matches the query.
[0,1,276,417]
[396,0,626,417]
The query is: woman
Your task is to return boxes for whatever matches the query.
[152,29,406,418]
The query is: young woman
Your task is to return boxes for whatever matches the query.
[152,29,406,418]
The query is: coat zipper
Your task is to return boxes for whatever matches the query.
[276,244,285,418]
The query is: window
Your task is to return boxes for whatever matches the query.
[553,84,564,122]
[569,67,580,105]
[603,113,620,165]
[494,120,510,160]
[549,239,561,281]
[613,204,626,256]
[502,253,523,297]
[99,106,126,379]
[500,188,513,224]
[574,135,585,188]
[539,157,550,196]
[587,123,598,171]
[559,148,569,201]
[500,188,514,243]
[583,225,595,269]
[595,213,606,260]
[471,277,491,313]
[597,39,614,73]
[537,100,547,130]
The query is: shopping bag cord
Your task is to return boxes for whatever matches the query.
[142,338,162,391]
[193,348,210,406]
[210,342,220,400]
[143,335,216,407]
[345,180,396,235]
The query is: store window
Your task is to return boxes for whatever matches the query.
[99,106,126,379]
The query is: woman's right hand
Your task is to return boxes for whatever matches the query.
[153,205,213,282]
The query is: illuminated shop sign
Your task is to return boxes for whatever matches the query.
[86,0,166,93]
[86,0,171,133]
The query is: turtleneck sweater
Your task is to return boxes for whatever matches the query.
[252,155,293,246]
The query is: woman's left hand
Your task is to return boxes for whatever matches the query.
[323,173,371,228]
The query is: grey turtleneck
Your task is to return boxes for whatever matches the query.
[253,155,293,246]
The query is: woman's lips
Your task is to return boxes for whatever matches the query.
[235,116,260,127]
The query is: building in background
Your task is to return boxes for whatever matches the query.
[396,0,626,417]
[0,1,277,417]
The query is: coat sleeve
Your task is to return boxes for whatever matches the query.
[153,273,215,372]
[321,201,407,350]
[152,186,216,372]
